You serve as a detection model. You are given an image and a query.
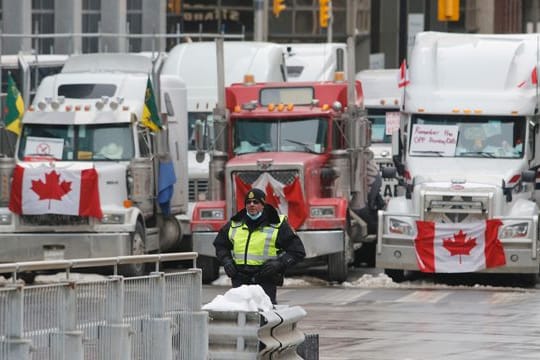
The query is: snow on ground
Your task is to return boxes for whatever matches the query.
[202,285,273,312]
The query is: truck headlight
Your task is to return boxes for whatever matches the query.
[499,222,528,238]
[310,206,335,217]
[200,209,224,220]
[388,218,414,235]
[0,213,12,225]
[101,214,125,224]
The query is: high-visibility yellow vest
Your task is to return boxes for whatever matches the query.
[228,215,285,265]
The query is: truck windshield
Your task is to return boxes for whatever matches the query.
[18,123,134,161]
[410,114,525,159]
[233,117,328,155]
[368,108,398,144]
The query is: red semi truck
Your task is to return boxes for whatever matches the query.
[190,72,380,283]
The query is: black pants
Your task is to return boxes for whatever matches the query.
[231,275,277,305]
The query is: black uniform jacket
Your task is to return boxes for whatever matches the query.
[213,204,306,273]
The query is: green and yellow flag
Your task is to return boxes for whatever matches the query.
[142,77,162,132]
[4,73,24,135]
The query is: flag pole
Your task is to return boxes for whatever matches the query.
[534,35,540,114]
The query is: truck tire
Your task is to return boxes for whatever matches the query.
[197,255,220,284]
[354,242,376,268]
[118,222,146,277]
[328,251,348,283]
[384,269,405,283]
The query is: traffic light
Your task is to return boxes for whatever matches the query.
[273,0,286,18]
[168,0,181,15]
[319,0,330,28]
[437,0,460,21]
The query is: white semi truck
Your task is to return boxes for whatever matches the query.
[379,32,540,284]
[356,69,401,202]
[0,53,189,276]
[160,41,287,212]
[283,43,347,82]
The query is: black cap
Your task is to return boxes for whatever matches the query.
[245,188,266,204]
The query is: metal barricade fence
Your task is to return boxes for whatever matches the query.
[0,253,208,360]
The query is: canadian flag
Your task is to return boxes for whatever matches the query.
[398,59,410,88]
[234,173,307,229]
[414,220,506,273]
[517,66,538,88]
[9,165,103,218]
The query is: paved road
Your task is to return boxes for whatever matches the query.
[203,271,540,360]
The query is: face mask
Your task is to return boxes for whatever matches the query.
[247,211,262,220]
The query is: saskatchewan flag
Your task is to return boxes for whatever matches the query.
[142,77,162,132]
[4,73,23,135]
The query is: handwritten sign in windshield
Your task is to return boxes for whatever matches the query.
[410,124,458,156]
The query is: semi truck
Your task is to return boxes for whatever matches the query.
[356,69,401,202]
[379,32,540,284]
[283,43,347,82]
[160,41,287,211]
[0,53,189,276]
[190,39,375,283]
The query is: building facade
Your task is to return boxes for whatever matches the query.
[0,0,535,71]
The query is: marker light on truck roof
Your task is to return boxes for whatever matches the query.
[234,105,241,113]
[334,71,345,82]
[241,100,257,111]
[37,100,47,111]
[268,103,276,111]
[287,103,294,111]
[277,103,285,112]
[322,104,330,111]
[244,74,255,85]
[332,101,343,112]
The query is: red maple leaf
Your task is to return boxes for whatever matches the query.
[442,229,477,264]
[31,170,72,209]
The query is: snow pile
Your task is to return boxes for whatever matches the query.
[34,272,108,284]
[202,285,273,312]
[342,273,399,288]
[0,276,25,286]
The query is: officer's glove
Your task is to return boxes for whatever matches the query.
[259,259,284,279]
[222,258,237,278]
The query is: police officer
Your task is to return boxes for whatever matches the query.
[213,188,306,304]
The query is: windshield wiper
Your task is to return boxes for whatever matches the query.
[284,139,317,154]
[459,151,495,158]
[411,150,443,157]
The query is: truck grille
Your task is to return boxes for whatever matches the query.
[423,194,489,223]
[20,214,89,226]
[189,179,208,202]
[235,170,299,186]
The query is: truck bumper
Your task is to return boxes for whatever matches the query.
[192,230,344,258]
[0,232,131,262]
[376,239,540,274]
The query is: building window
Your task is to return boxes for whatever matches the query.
[32,0,54,54]
[82,0,100,53]
[127,0,143,52]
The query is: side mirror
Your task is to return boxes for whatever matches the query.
[194,119,205,163]
[391,128,401,158]
[521,170,536,183]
